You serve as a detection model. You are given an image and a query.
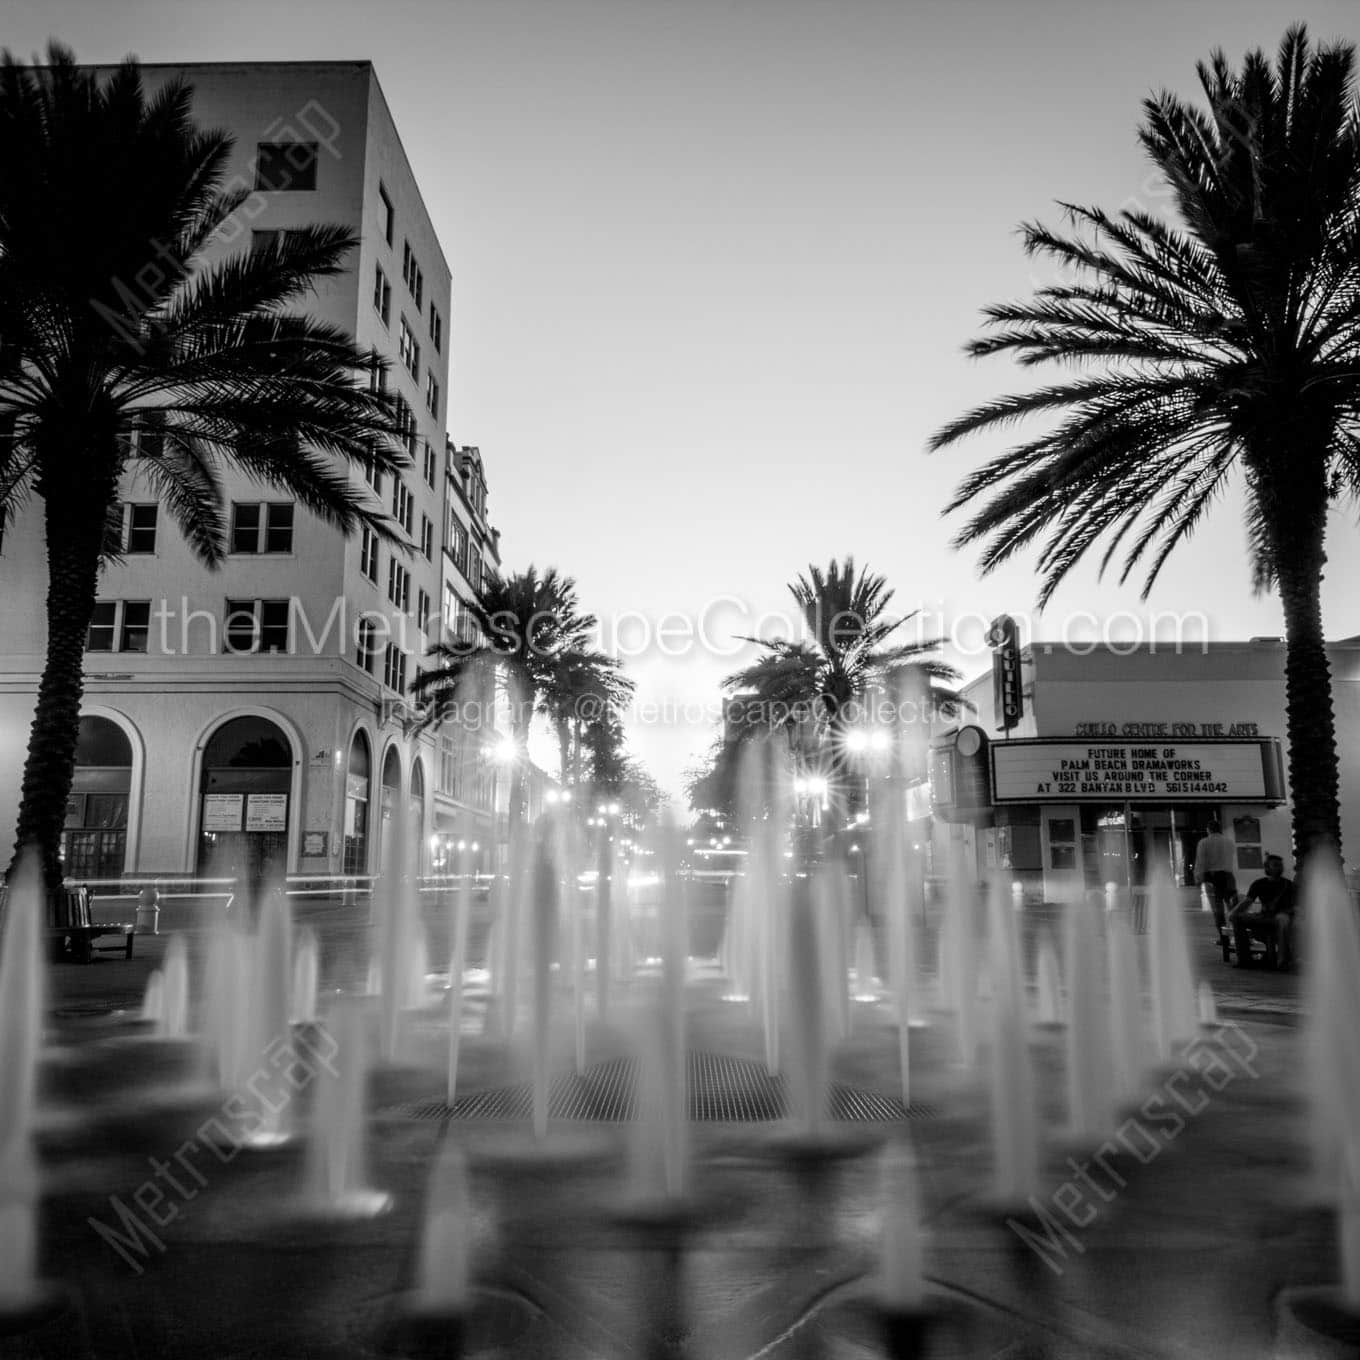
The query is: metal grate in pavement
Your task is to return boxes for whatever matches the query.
[384,1051,936,1124]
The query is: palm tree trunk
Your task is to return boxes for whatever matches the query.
[1276,544,1343,868]
[556,718,570,789]
[9,500,104,897]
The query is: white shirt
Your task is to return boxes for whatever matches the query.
[1194,832,1236,877]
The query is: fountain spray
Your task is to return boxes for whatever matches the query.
[0,849,54,1319]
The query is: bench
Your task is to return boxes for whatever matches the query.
[45,887,136,964]
[1219,910,1295,970]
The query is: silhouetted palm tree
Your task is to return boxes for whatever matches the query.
[930,26,1360,866]
[723,557,959,819]
[538,648,635,789]
[0,48,402,895]
[412,567,595,837]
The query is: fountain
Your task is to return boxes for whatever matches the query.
[1275,851,1360,1351]
[445,837,474,1105]
[1147,873,1198,1064]
[986,874,1040,1203]
[161,934,190,1039]
[304,996,391,1217]
[594,829,615,1022]
[790,871,831,1137]
[874,1138,937,1358]
[942,842,979,1065]
[529,825,557,1142]
[292,925,320,1025]
[140,968,166,1026]
[378,797,415,1062]
[0,849,62,1325]
[1063,889,1113,1143]
[1034,930,1063,1027]
[240,880,294,1146]
[23,757,1328,1360]
[879,782,922,1103]
[1105,905,1146,1107]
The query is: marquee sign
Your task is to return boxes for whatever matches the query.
[991,738,1285,804]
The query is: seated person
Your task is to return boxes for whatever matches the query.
[1228,855,1295,969]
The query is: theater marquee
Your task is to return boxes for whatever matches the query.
[990,738,1286,804]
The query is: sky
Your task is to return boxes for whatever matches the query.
[10,0,1360,800]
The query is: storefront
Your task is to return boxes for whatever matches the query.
[929,638,1360,899]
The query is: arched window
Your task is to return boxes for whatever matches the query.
[410,758,426,873]
[197,715,293,881]
[343,731,372,875]
[63,716,133,880]
[379,746,402,870]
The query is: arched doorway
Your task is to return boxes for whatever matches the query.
[343,732,372,875]
[62,716,133,879]
[410,758,426,873]
[197,715,293,883]
[379,747,403,869]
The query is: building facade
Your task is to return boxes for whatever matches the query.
[0,61,508,887]
[929,638,1360,899]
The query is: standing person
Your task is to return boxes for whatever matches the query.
[1193,819,1238,942]
[1228,855,1296,970]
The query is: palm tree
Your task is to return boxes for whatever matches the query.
[0,48,402,898]
[538,648,635,790]
[929,26,1360,867]
[412,567,595,839]
[723,557,960,821]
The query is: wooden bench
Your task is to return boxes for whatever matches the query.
[46,887,136,964]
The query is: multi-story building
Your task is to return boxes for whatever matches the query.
[429,443,505,865]
[0,61,501,887]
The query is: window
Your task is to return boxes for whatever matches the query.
[119,602,151,653]
[264,503,294,552]
[224,599,291,654]
[423,441,437,488]
[402,241,423,307]
[123,503,158,554]
[425,371,440,418]
[378,184,394,245]
[250,228,299,252]
[368,358,389,396]
[428,303,442,352]
[230,502,294,554]
[447,518,468,572]
[359,525,379,582]
[392,479,412,535]
[438,731,460,797]
[383,644,408,693]
[387,559,410,612]
[254,142,318,192]
[356,616,378,672]
[467,553,482,592]
[399,317,420,378]
[393,394,417,457]
[85,601,151,653]
[420,515,434,560]
[1234,815,1264,872]
[363,450,383,496]
[373,265,391,325]
[416,588,431,635]
[230,503,260,553]
[86,602,117,651]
